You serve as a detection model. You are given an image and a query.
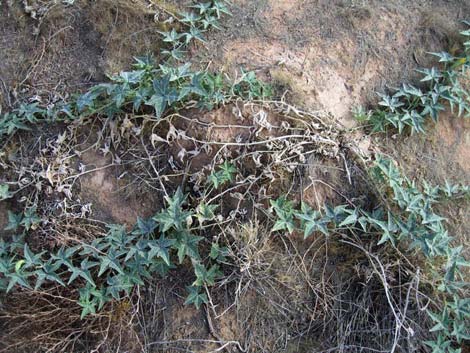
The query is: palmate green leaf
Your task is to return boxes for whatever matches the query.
[8,234,25,254]
[23,244,43,268]
[184,285,208,309]
[34,265,65,290]
[0,239,8,257]
[146,75,178,118]
[148,236,176,266]
[428,308,450,333]
[201,15,221,30]
[374,156,402,185]
[107,224,132,247]
[220,160,236,180]
[124,240,149,262]
[0,278,8,291]
[133,217,157,236]
[109,84,128,108]
[451,320,470,342]
[209,242,228,262]
[154,188,192,232]
[161,46,187,61]
[106,274,134,300]
[377,93,404,112]
[145,94,166,118]
[0,184,12,200]
[175,231,202,264]
[98,248,125,277]
[400,83,424,99]
[408,110,425,134]
[423,180,440,200]
[190,2,212,15]
[424,334,452,353]
[429,51,454,63]
[90,286,109,311]
[196,202,218,225]
[76,86,106,112]
[442,180,460,197]
[16,102,44,122]
[422,100,445,123]
[179,73,208,99]
[0,256,14,273]
[367,212,398,246]
[192,263,221,287]
[6,271,31,292]
[133,54,155,70]
[132,86,151,111]
[212,1,232,18]
[78,287,97,319]
[418,67,443,82]
[420,205,446,225]
[68,266,95,286]
[118,70,145,85]
[5,211,22,231]
[51,245,79,270]
[270,196,295,234]
[295,203,328,238]
[448,297,470,320]
[179,11,201,26]
[21,207,41,231]
[158,28,183,44]
[2,112,31,135]
[184,26,206,44]
[159,63,193,82]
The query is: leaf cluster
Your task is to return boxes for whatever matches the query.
[0,0,271,141]
[270,157,470,350]
[362,22,470,135]
[0,188,226,317]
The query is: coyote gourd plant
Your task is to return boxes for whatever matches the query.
[0,0,271,140]
[360,21,470,134]
[269,157,469,352]
[0,187,230,318]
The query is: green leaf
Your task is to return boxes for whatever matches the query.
[295,202,328,238]
[179,11,201,26]
[196,202,217,224]
[184,286,208,309]
[338,212,358,227]
[5,211,22,231]
[7,271,31,292]
[21,207,41,231]
[212,1,231,17]
[24,244,43,268]
[0,184,12,200]
[154,188,192,232]
[209,242,228,262]
[78,287,97,319]
[192,263,221,287]
[190,2,212,15]
[270,196,295,234]
[133,217,157,236]
[148,236,176,266]
[184,26,206,44]
[98,248,125,277]
[174,231,202,264]
[158,28,183,44]
[429,51,454,63]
